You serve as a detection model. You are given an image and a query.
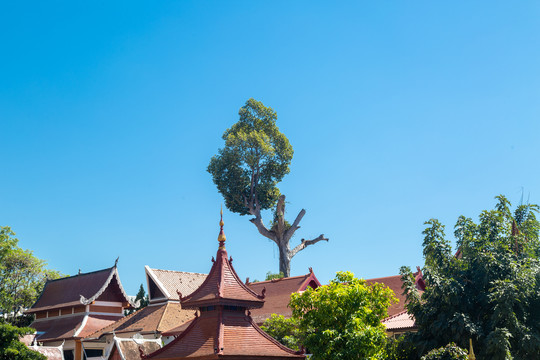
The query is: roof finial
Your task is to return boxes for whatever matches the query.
[218,205,226,248]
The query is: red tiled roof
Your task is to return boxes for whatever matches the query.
[181,247,264,309]
[30,314,119,342]
[366,272,424,317]
[27,266,135,313]
[146,311,304,359]
[382,310,416,330]
[85,303,195,339]
[366,275,407,316]
[247,272,321,324]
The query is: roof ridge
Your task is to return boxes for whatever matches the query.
[365,274,402,282]
[249,274,308,285]
[45,267,114,283]
[150,268,207,276]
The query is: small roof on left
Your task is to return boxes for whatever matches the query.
[26,264,136,313]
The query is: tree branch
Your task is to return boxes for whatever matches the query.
[276,195,286,236]
[249,198,277,244]
[284,208,306,240]
[289,234,329,259]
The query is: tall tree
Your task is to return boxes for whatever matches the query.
[0,226,61,325]
[401,195,540,360]
[208,98,328,276]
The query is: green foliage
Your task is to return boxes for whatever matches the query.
[421,343,468,360]
[261,314,301,351]
[125,284,149,315]
[289,271,397,360]
[0,322,46,360]
[385,334,418,360]
[0,227,61,325]
[207,98,293,215]
[401,195,540,360]
[265,271,285,281]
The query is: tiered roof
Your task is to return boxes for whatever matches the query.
[146,267,207,303]
[27,264,135,343]
[27,266,134,313]
[145,212,304,359]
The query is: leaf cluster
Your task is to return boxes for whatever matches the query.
[288,271,398,359]
[208,98,293,215]
[0,227,61,325]
[421,343,468,360]
[401,195,540,360]
[261,314,302,351]
[0,322,46,360]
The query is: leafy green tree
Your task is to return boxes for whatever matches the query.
[261,314,302,351]
[288,271,397,359]
[208,98,328,276]
[401,195,540,360]
[421,343,468,360]
[0,322,46,360]
[126,284,149,315]
[0,227,61,325]
[265,271,284,281]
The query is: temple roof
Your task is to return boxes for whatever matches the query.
[30,314,120,342]
[145,311,304,359]
[27,265,135,313]
[85,302,195,340]
[382,310,416,331]
[180,248,264,310]
[247,271,321,324]
[366,270,424,317]
[146,266,207,303]
[144,214,305,359]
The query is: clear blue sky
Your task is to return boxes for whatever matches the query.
[2,1,539,295]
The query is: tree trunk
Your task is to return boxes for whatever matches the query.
[248,194,328,278]
[278,242,291,277]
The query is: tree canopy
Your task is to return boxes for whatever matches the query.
[401,195,540,360]
[0,322,46,360]
[208,98,293,215]
[0,226,61,326]
[208,99,327,276]
[277,271,397,359]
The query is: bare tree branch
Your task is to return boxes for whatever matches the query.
[284,208,306,240]
[289,234,329,259]
[276,195,286,237]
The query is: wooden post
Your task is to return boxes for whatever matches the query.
[75,340,83,360]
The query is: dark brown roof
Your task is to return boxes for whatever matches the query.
[146,311,304,359]
[85,303,195,339]
[27,266,135,313]
[181,247,264,309]
[30,314,120,342]
[247,272,321,324]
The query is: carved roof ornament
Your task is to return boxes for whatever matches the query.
[218,205,226,249]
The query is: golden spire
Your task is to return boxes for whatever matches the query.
[469,338,476,360]
[218,206,226,246]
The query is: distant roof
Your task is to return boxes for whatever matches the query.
[27,345,64,360]
[30,314,120,342]
[145,266,207,303]
[382,310,416,331]
[85,302,195,339]
[366,271,423,317]
[27,266,135,313]
[248,271,321,324]
[108,337,161,360]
